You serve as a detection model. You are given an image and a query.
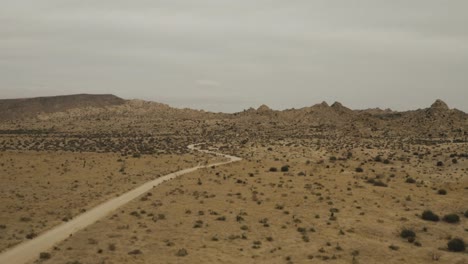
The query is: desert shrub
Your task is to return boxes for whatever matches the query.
[405,177,416,184]
[39,252,51,259]
[388,244,399,251]
[464,210,468,218]
[281,165,289,172]
[329,156,337,161]
[26,232,37,239]
[108,243,116,251]
[437,189,447,195]
[400,228,416,239]
[355,167,364,173]
[367,178,387,187]
[269,167,278,172]
[436,161,444,167]
[443,214,460,223]
[176,248,188,257]
[128,249,142,255]
[421,210,439,222]
[447,238,465,252]
[193,220,203,228]
[452,158,458,164]
[373,180,388,187]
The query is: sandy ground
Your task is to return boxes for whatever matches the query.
[29,143,467,264]
[0,150,222,252]
[0,145,239,264]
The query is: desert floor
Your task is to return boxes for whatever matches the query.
[0,150,223,251]
[23,142,467,264]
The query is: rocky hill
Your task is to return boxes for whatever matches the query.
[0,94,466,143]
[0,94,125,121]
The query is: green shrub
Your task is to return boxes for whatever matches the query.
[405,177,416,184]
[367,178,387,187]
[128,249,142,255]
[447,238,465,252]
[437,189,447,195]
[443,214,460,223]
[400,228,416,239]
[421,210,439,222]
[281,165,289,172]
[39,252,51,259]
[176,248,188,257]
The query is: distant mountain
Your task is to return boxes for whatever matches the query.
[0,94,125,121]
[0,94,466,141]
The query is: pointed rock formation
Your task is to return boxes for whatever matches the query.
[257,104,272,112]
[320,101,329,107]
[331,101,343,108]
[430,99,449,110]
[331,101,353,114]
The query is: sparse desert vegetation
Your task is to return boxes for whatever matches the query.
[0,95,466,264]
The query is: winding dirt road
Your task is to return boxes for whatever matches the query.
[0,144,241,264]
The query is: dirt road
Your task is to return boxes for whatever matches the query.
[0,144,241,264]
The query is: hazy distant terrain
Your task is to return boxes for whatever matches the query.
[0,94,466,264]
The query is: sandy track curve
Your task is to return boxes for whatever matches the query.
[0,144,241,264]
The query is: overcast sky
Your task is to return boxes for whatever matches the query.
[1,1,467,112]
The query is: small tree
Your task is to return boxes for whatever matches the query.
[447,238,465,252]
[421,210,439,222]
[443,214,460,223]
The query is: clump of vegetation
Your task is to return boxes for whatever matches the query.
[176,248,188,257]
[128,249,142,255]
[216,216,226,221]
[400,228,416,241]
[388,244,399,251]
[269,167,278,172]
[108,243,116,251]
[421,210,439,222]
[193,220,203,228]
[447,238,465,252]
[366,178,387,187]
[355,167,364,173]
[281,165,289,172]
[442,214,460,223]
[436,161,444,167]
[437,189,447,195]
[405,177,416,184]
[464,210,468,218]
[39,252,51,260]
[26,232,37,239]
